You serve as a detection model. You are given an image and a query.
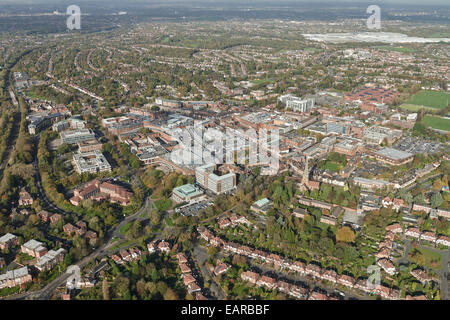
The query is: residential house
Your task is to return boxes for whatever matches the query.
[176,253,188,264]
[320,215,337,226]
[241,271,260,284]
[187,282,201,294]
[290,261,306,274]
[436,235,450,247]
[111,255,123,264]
[385,223,402,234]
[218,218,232,229]
[405,227,421,239]
[308,291,328,300]
[18,188,33,206]
[377,258,396,275]
[183,273,196,286]
[276,280,291,294]
[337,274,355,288]
[306,263,322,278]
[49,213,62,224]
[158,240,171,253]
[179,263,191,274]
[37,210,53,222]
[376,247,391,260]
[421,231,437,243]
[410,269,432,285]
[321,269,338,283]
[256,276,276,290]
[147,241,157,253]
[214,262,230,276]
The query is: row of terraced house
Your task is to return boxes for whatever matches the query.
[198,227,405,300]
[147,240,208,300]
[175,252,208,300]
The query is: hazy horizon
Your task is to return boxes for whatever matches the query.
[0,0,449,6]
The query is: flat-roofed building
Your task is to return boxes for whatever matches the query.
[363,126,402,145]
[35,248,66,271]
[372,148,414,166]
[60,129,95,144]
[333,139,362,156]
[73,150,112,174]
[0,233,18,251]
[155,97,182,108]
[21,239,48,258]
[77,139,102,153]
[0,266,32,289]
[171,184,204,204]
[196,164,236,194]
[52,117,86,132]
[278,94,315,113]
[250,198,272,214]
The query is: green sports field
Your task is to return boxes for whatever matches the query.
[422,116,450,132]
[375,46,417,53]
[400,104,437,112]
[405,90,450,110]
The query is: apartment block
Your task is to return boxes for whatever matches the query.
[196,164,236,194]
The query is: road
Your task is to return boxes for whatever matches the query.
[192,244,226,300]
[399,238,449,299]
[416,244,449,300]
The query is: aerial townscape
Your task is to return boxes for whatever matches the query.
[0,0,449,304]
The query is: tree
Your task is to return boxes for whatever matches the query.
[336,226,356,243]
[413,194,426,205]
[207,246,218,256]
[431,193,443,208]
[102,278,110,300]
[163,288,178,300]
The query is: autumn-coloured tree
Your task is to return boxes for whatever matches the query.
[336,226,355,243]
[102,278,110,300]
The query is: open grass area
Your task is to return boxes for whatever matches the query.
[375,46,417,53]
[429,32,450,38]
[409,246,443,270]
[119,221,132,235]
[422,116,450,132]
[406,90,450,110]
[400,103,439,113]
[110,239,136,251]
[154,198,172,212]
[319,161,342,172]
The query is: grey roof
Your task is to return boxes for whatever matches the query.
[0,233,17,244]
[375,148,414,160]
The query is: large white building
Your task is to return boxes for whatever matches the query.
[73,150,112,174]
[278,94,315,113]
[195,164,236,194]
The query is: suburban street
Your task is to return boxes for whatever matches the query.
[192,244,226,300]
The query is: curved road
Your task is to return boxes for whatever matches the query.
[2,194,152,300]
